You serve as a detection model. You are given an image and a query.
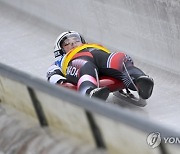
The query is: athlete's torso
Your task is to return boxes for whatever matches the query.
[59,43,111,76]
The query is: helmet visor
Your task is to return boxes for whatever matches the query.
[60,33,82,47]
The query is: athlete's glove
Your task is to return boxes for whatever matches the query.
[48,74,67,84]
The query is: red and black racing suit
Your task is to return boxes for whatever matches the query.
[65,44,146,95]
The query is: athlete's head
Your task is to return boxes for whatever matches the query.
[54,31,86,58]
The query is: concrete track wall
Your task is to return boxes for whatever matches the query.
[2,0,180,75]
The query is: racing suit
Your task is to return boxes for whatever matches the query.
[47,43,146,95]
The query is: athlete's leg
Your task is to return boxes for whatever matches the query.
[77,60,98,94]
[66,58,110,100]
[93,51,137,89]
[92,51,154,99]
[106,52,154,99]
[66,59,96,93]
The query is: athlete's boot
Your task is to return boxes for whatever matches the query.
[89,87,110,100]
[135,76,154,99]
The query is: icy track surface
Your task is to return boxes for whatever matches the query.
[0,2,180,133]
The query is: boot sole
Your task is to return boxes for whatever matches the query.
[136,76,154,99]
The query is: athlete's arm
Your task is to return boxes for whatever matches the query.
[46,65,67,84]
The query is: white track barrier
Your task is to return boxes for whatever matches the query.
[0,63,180,153]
